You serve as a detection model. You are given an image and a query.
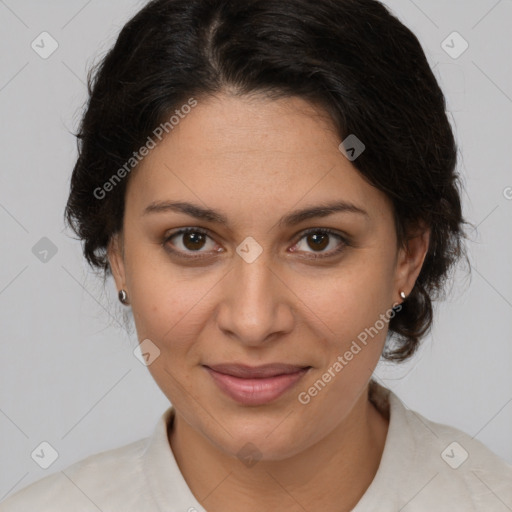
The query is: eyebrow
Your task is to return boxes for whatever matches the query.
[142,200,369,227]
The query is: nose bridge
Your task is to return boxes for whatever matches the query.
[217,247,292,344]
[236,252,273,305]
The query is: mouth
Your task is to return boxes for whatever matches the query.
[203,363,312,406]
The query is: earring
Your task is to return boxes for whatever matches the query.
[400,291,407,300]
[118,289,130,305]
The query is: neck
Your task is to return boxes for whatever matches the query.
[168,384,389,512]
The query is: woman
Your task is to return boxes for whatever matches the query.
[2,0,511,510]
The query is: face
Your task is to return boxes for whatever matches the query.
[109,93,428,460]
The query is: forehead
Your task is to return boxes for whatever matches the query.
[136,93,339,170]
[125,93,392,226]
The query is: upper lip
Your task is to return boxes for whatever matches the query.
[204,363,310,379]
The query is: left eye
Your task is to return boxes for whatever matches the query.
[291,229,346,258]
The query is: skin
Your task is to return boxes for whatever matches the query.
[108,92,429,512]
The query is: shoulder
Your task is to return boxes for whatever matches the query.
[0,437,154,512]
[413,410,512,508]
[387,386,512,510]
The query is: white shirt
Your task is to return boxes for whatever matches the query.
[1,382,511,511]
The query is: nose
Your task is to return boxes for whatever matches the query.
[215,251,295,347]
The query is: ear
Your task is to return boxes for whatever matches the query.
[394,223,430,301]
[107,233,127,292]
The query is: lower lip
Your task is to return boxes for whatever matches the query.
[205,367,310,406]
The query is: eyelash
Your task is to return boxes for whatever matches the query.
[162,227,349,261]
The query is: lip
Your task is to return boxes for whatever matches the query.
[204,363,311,406]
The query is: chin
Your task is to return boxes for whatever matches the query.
[202,414,313,463]
[221,435,307,463]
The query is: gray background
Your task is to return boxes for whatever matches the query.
[1,0,511,500]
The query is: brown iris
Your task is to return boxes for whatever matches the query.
[183,232,207,251]
[306,232,329,251]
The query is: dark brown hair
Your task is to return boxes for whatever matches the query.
[65,0,467,361]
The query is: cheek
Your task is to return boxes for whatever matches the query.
[125,256,185,342]
[295,255,396,340]
[129,283,207,402]
[294,262,394,421]
[125,258,220,359]
[130,287,203,347]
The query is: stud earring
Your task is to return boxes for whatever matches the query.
[118,289,130,305]
[399,291,406,300]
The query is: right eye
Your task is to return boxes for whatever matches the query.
[163,227,223,259]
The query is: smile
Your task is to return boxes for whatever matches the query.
[203,364,311,406]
